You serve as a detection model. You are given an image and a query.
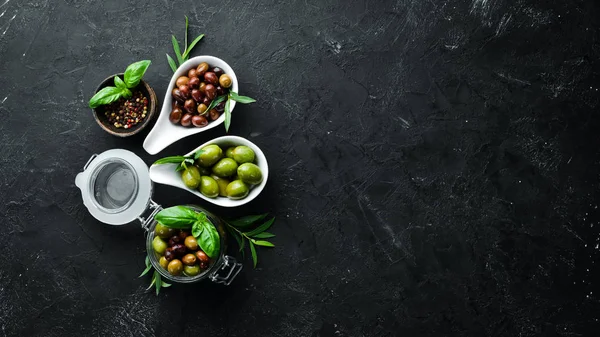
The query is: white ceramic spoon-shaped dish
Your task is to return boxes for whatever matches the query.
[148,136,269,207]
[143,56,239,155]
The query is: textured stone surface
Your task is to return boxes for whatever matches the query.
[0,0,599,336]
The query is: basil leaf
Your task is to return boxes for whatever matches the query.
[229,92,256,104]
[229,214,268,227]
[121,87,132,99]
[193,149,203,160]
[249,241,258,268]
[253,232,275,239]
[89,86,123,108]
[166,54,178,73]
[114,75,126,89]
[198,222,220,258]
[153,156,187,165]
[252,240,274,247]
[155,206,198,228]
[172,35,183,65]
[191,220,204,237]
[124,60,151,88]
[224,98,232,132]
[245,218,275,237]
[182,34,204,60]
[154,270,161,295]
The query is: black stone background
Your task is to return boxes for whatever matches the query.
[0,0,599,336]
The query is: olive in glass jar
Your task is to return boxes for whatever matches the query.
[204,72,218,85]
[219,74,232,88]
[164,247,175,261]
[184,236,199,250]
[209,109,220,121]
[188,68,198,79]
[191,89,203,102]
[184,265,201,276]
[212,67,224,77]
[155,223,175,239]
[168,259,183,276]
[172,88,186,102]
[196,62,209,76]
[181,113,193,127]
[189,76,200,89]
[176,76,189,87]
[184,99,196,114]
[179,231,190,241]
[204,84,216,100]
[169,107,183,124]
[197,103,208,114]
[172,243,187,256]
[200,262,209,270]
[182,253,197,266]
[192,115,208,127]
[159,256,169,269]
[152,236,168,254]
[195,250,210,263]
[168,235,182,246]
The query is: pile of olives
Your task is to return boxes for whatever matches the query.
[152,223,212,277]
[182,144,263,199]
[169,62,233,127]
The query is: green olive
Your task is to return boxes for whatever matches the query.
[168,259,183,276]
[155,223,175,239]
[199,176,219,198]
[226,180,250,199]
[212,158,238,177]
[196,165,211,176]
[181,166,201,189]
[237,163,263,185]
[211,175,231,197]
[225,147,235,159]
[232,146,255,164]
[197,144,223,167]
[184,264,201,276]
[152,236,168,254]
[159,256,169,269]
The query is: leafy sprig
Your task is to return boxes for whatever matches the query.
[89,60,151,108]
[210,92,256,132]
[225,215,275,268]
[153,149,203,172]
[139,255,171,295]
[167,16,204,73]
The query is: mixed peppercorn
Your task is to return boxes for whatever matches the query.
[103,91,148,129]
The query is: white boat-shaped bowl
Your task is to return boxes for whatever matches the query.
[143,56,238,155]
[148,136,269,207]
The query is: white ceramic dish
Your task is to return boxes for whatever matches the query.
[148,136,268,207]
[143,56,239,155]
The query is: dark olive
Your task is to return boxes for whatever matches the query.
[182,253,197,266]
[196,62,209,76]
[212,67,224,77]
[168,235,182,246]
[189,76,200,89]
[188,68,198,79]
[167,259,183,275]
[199,82,206,93]
[209,109,220,121]
[219,74,232,88]
[181,113,193,127]
[176,76,189,87]
[204,72,218,85]
[169,107,183,124]
[179,231,190,241]
[191,89,203,102]
[179,85,191,99]
[184,236,199,250]
[200,262,209,270]
[216,85,225,96]
[197,103,208,114]
[215,101,225,112]
[164,247,175,261]
[195,250,210,263]
[159,256,169,269]
[184,99,196,114]
[192,115,208,127]
[202,96,211,105]
[172,88,185,102]
[204,84,216,100]
[172,243,186,256]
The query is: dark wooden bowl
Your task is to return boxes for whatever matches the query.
[92,73,158,137]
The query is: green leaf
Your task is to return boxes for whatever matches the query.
[228,214,268,227]
[230,228,243,248]
[120,87,132,99]
[123,60,151,88]
[245,218,275,237]
[252,239,275,247]
[114,75,126,89]
[184,16,189,55]
[139,263,152,278]
[176,163,186,172]
[153,156,187,165]
[182,34,204,60]
[193,149,204,160]
[155,206,199,228]
[145,255,150,267]
[154,271,162,295]
[191,220,205,238]
[249,241,258,268]
[89,86,123,108]
[224,98,232,132]
[197,221,220,258]
[146,273,156,290]
[161,281,171,288]
[172,35,183,65]
[229,92,256,104]
[253,232,275,239]
[205,95,227,114]
[166,54,178,73]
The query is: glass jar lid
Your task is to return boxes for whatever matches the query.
[75,149,153,225]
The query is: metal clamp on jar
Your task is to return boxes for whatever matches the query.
[75,149,242,285]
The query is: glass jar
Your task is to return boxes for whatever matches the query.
[75,149,242,285]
